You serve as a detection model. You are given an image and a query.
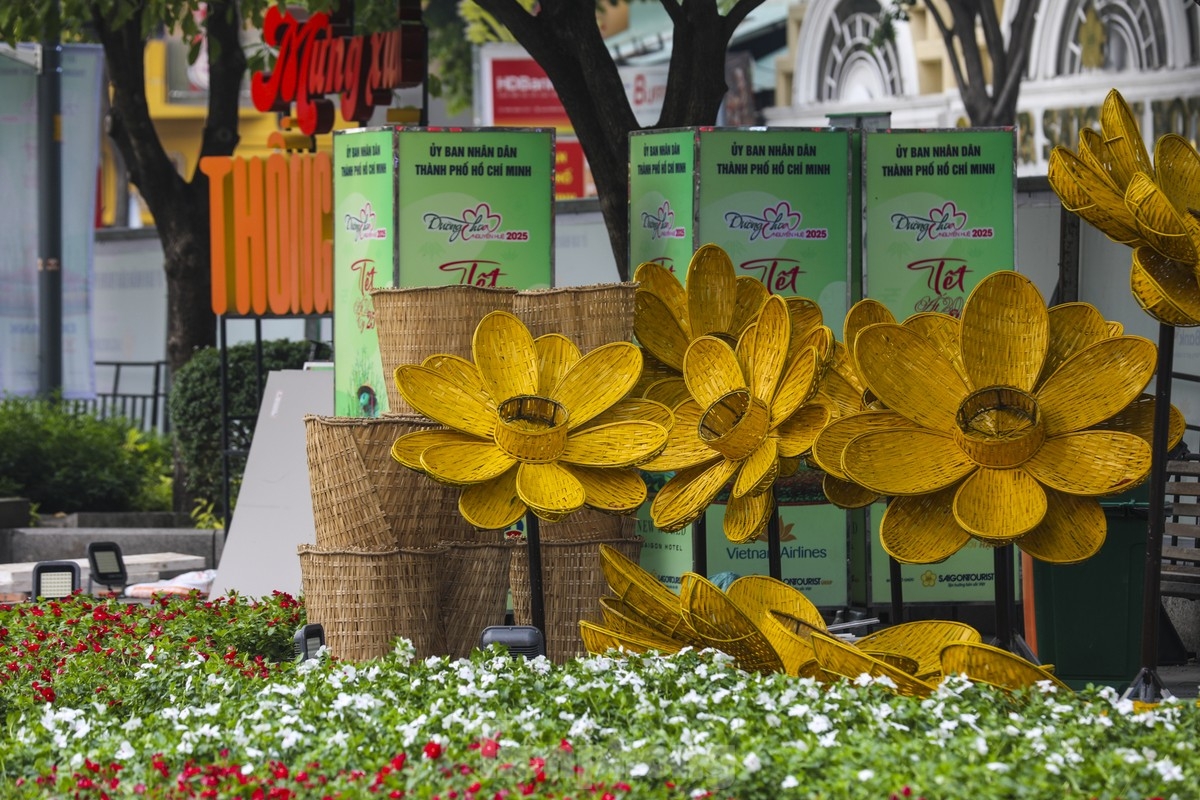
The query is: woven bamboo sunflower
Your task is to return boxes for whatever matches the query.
[1048,88,1200,326]
[837,270,1159,566]
[632,244,769,404]
[641,294,831,542]
[391,312,671,529]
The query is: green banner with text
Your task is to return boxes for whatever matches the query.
[863,129,1016,319]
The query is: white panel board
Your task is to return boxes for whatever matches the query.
[209,369,332,599]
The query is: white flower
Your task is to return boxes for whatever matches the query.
[857,769,874,781]
[986,762,1010,773]
[808,714,832,734]
[817,731,838,748]
[630,763,650,777]
[1155,758,1184,782]
[781,775,799,789]
[743,752,762,772]
[115,740,135,760]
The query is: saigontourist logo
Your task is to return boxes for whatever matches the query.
[723,200,828,242]
[251,2,426,136]
[890,201,994,243]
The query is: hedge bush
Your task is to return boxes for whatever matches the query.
[168,339,324,515]
[0,395,172,514]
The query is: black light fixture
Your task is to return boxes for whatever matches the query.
[31,561,81,599]
[480,625,545,659]
[293,623,326,661]
[86,541,128,595]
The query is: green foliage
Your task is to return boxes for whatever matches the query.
[190,497,226,530]
[0,395,173,514]
[168,339,322,516]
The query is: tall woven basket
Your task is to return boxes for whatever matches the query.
[510,534,644,662]
[513,282,638,353]
[304,415,393,551]
[371,285,518,413]
[439,540,521,659]
[306,414,481,549]
[297,545,447,660]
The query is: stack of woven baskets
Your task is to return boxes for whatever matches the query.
[299,282,645,662]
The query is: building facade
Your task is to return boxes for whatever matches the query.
[766,0,1200,176]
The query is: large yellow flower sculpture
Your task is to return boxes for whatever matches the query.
[835,271,1158,565]
[633,244,771,406]
[1048,88,1200,325]
[641,294,831,542]
[390,311,671,529]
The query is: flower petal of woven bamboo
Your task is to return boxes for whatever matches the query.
[393,310,669,524]
[842,270,1158,561]
[644,295,827,540]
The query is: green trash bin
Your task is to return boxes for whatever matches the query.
[1032,499,1146,691]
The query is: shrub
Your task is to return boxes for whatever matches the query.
[0,395,172,514]
[168,339,325,515]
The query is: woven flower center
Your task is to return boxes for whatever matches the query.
[495,396,569,463]
[698,389,770,461]
[953,387,1045,468]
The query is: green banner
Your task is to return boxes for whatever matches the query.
[863,129,1016,319]
[628,130,697,276]
[332,127,398,417]
[697,129,851,322]
[396,129,554,289]
[868,501,1021,604]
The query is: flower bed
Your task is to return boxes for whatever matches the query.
[2,593,1198,799]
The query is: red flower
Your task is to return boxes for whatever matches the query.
[481,739,500,759]
[390,753,407,771]
[423,741,444,760]
[558,739,573,753]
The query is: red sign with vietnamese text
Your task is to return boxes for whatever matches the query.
[251,2,426,136]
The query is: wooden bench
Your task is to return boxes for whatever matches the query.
[0,552,206,596]
[1163,459,1200,600]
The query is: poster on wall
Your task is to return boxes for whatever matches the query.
[332,127,398,418]
[627,129,697,276]
[394,128,554,288]
[863,129,1016,319]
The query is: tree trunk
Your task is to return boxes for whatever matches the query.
[472,0,762,280]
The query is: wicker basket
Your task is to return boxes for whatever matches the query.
[726,575,825,677]
[853,620,982,682]
[297,544,447,661]
[439,541,520,659]
[510,536,643,662]
[599,543,697,643]
[939,641,1070,693]
[514,282,638,354]
[304,416,393,551]
[579,620,682,656]
[809,632,936,697]
[538,506,638,542]
[371,285,518,413]
[306,415,477,549]
[680,572,784,674]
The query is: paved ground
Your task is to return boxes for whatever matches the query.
[1153,662,1200,699]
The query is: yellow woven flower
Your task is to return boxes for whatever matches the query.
[838,271,1158,565]
[633,243,770,406]
[390,312,671,529]
[1048,88,1200,326]
[642,295,830,542]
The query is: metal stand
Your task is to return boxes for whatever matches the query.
[888,557,905,626]
[991,544,1037,661]
[1124,322,1176,702]
[767,497,782,580]
[526,514,546,636]
[692,510,708,577]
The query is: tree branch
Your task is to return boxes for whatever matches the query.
[197,0,244,170]
[922,1,969,101]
